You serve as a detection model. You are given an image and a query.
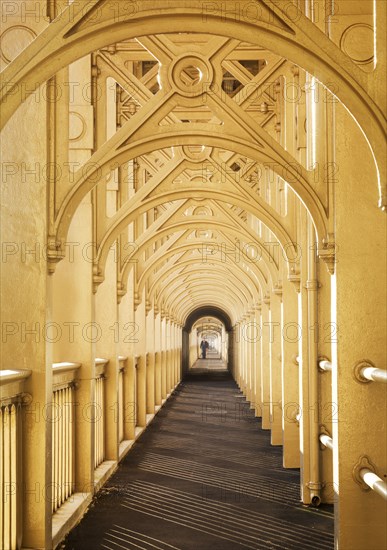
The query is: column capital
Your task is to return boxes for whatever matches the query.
[263,292,270,306]
[272,281,283,298]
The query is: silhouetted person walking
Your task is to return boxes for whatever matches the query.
[200,340,207,359]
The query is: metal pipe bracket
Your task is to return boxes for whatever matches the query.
[353,455,377,491]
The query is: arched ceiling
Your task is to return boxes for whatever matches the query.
[1,5,383,326]
[1,0,384,208]
[184,307,233,332]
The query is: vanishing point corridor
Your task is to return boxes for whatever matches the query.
[62,374,333,550]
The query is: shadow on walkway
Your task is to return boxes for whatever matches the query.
[188,350,229,378]
[62,378,333,550]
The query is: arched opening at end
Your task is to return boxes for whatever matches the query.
[190,316,228,368]
[182,307,233,378]
[183,306,233,332]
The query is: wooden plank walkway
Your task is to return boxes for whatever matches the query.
[61,377,333,550]
[189,350,228,374]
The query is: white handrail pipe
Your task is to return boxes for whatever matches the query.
[360,469,387,500]
[319,434,333,450]
[360,366,387,384]
[319,360,332,372]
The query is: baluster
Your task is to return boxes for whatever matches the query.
[10,405,17,549]
[4,406,11,550]
[0,407,4,550]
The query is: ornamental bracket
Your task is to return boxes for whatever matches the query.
[47,237,65,274]
[319,237,336,275]
[92,265,104,294]
[117,282,127,304]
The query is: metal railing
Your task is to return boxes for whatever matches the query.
[52,385,74,512]
[360,469,387,500]
[354,456,387,501]
[52,363,80,513]
[319,433,333,451]
[1,403,18,550]
[0,369,31,550]
[94,359,107,469]
[118,356,127,443]
[319,360,332,372]
[319,359,386,384]
[357,364,387,384]
[134,356,139,428]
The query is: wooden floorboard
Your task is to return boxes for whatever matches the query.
[61,377,334,550]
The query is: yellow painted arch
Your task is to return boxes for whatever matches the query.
[1,1,384,205]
